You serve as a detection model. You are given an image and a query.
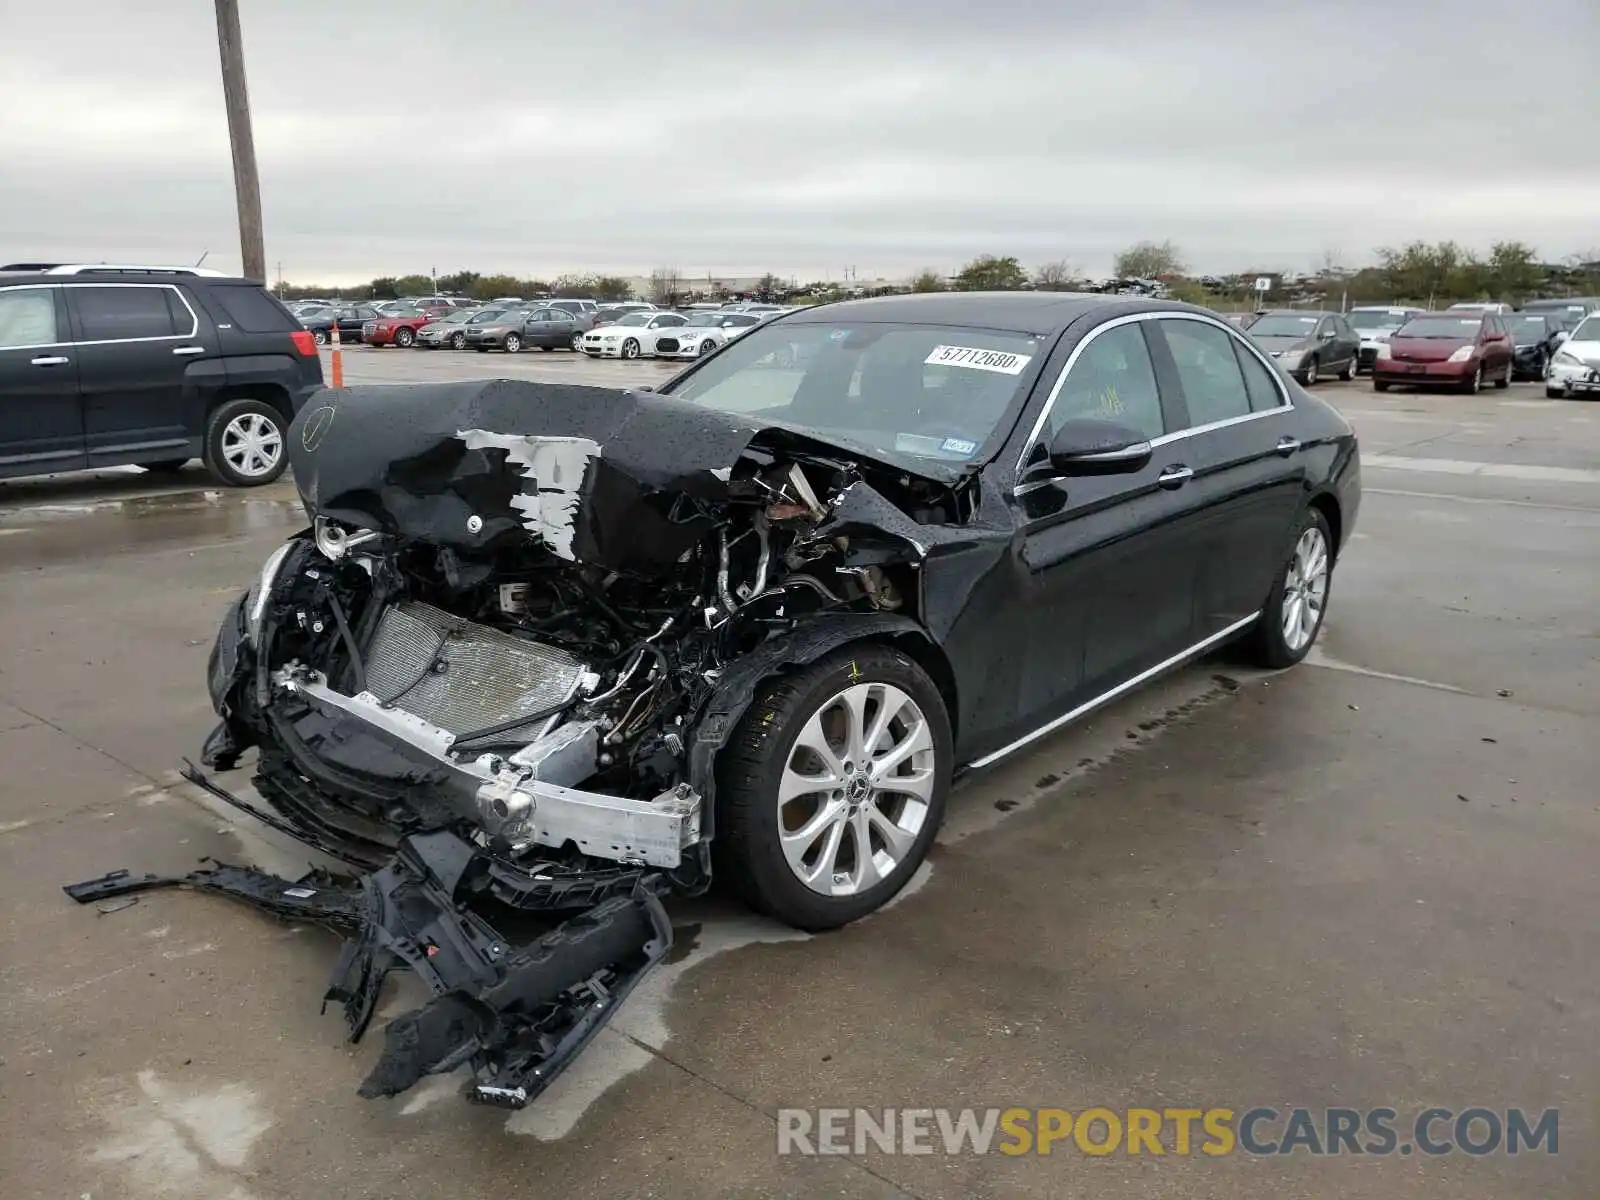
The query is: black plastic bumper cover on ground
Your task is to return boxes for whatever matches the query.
[63,829,671,1110]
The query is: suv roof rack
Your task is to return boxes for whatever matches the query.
[0,263,231,277]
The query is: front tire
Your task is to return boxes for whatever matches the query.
[394,327,416,348]
[312,329,328,346]
[1462,364,1483,394]
[621,338,641,360]
[203,398,288,488]
[1240,508,1333,669]
[450,331,466,350]
[1494,359,1511,389]
[714,645,952,930]
[1373,379,1392,392]
[504,332,522,353]
[1339,354,1356,381]
[1298,357,1320,386]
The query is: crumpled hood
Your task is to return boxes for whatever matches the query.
[288,380,959,575]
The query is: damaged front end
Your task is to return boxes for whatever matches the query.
[68,380,975,1108]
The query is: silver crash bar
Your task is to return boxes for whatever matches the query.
[276,671,700,869]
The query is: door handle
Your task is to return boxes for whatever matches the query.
[1156,464,1194,489]
[1275,435,1301,456]
[30,355,70,366]
[172,345,206,356]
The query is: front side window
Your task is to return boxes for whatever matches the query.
[664,320,1044,468]
[1158,319,1253,428]
[0,288,58,348]
[1048,322,1163,440]
[72,285,186,340]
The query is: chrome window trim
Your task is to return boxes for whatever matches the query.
[967,611,1261,769]
[0,283,67,351]
[1013,310,1292,482]
[58,281,200,346]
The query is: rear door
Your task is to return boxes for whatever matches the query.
[66,282,209,465]
[0,283,86,476]
[1145,314,1305,636]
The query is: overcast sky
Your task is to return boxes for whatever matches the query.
[4,1,1597,284]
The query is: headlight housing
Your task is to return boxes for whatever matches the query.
[245,542,295,643]
[1447,346,1476,363]
[1376,344,1393,360]
[1554,350,1582,366]
[1277,349,1303,365]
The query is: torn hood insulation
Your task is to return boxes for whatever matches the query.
[287,380,962,575]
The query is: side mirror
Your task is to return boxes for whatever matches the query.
[1045,419,1153,476]
[1554,330,1571,344]
[1317,328,1335,340]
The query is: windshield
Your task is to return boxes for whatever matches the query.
[661,320,1045,468]
[685,313,726,327]
[1504,316,1549,342]
[298,307,332,318]
[1247,315,1319,338]
[1572,316,1600,341]
[468,308,508,324]
[1397,316,1483,339]
[615,313,652,327]
[438,309,477,323]
[1348,310,1409,331]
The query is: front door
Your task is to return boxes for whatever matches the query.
[66,283,203,465]
[1012,317,1206,730]
[0,284,85,477]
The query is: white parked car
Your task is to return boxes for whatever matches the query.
[1545,314,1599,398]
[657,311,766,360]
[580,310,689,358]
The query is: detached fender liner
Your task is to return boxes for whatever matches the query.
[63,829,671,1110]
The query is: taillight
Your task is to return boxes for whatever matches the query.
[291,330,317,356]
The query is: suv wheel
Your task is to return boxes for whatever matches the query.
[714,645,951,930]
[203,399,288,487]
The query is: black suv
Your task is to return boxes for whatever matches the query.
[0,264,324,487]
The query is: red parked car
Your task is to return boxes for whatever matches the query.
[1372,312,1515,393]
[362,307,439,348]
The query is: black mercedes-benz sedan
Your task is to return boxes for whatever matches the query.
[73,292,1358,1111]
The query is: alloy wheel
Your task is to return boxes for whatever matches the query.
[504,333,521,353]
[1281,525,1329,652]
[1304,358,1319,385]
[622,338,641,359]
[777,682,935,897]
[450,332,465,350]
[220,413,283,480]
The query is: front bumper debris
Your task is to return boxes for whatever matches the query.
[64,828,671,1109]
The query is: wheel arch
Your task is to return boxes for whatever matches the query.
[685,614,954,854]
[1306,489,1342,563]
[208,382,293,425]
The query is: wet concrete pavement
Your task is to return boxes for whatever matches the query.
[1,361,1596,1199]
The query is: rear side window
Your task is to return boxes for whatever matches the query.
[1233,342,1284,412]
[1158,319,1253,428]
[72,285,188,340]
[212,285,300,333]
[0,288,58,348]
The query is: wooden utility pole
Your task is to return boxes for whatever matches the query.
[214,0,265,281]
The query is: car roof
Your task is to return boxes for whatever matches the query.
[779,291,1177,336]
[0,266,256,286]
[1257,309,1337,318]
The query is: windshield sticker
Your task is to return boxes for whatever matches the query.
[924,344,1032,375]
[829,328,851,341]
[939,436,978,455]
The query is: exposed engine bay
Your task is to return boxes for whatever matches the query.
[67,380,981,1109]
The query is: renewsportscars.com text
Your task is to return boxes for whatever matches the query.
[776,1106,1558,1158]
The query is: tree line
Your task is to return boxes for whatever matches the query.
[274,241,1600,308]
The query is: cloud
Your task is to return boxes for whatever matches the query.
[3,0,1596,282]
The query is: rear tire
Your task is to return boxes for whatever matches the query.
[202,398,288,488]
[714,645,951,931]
[394,327,416,348]
[1239,507,1334,669]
